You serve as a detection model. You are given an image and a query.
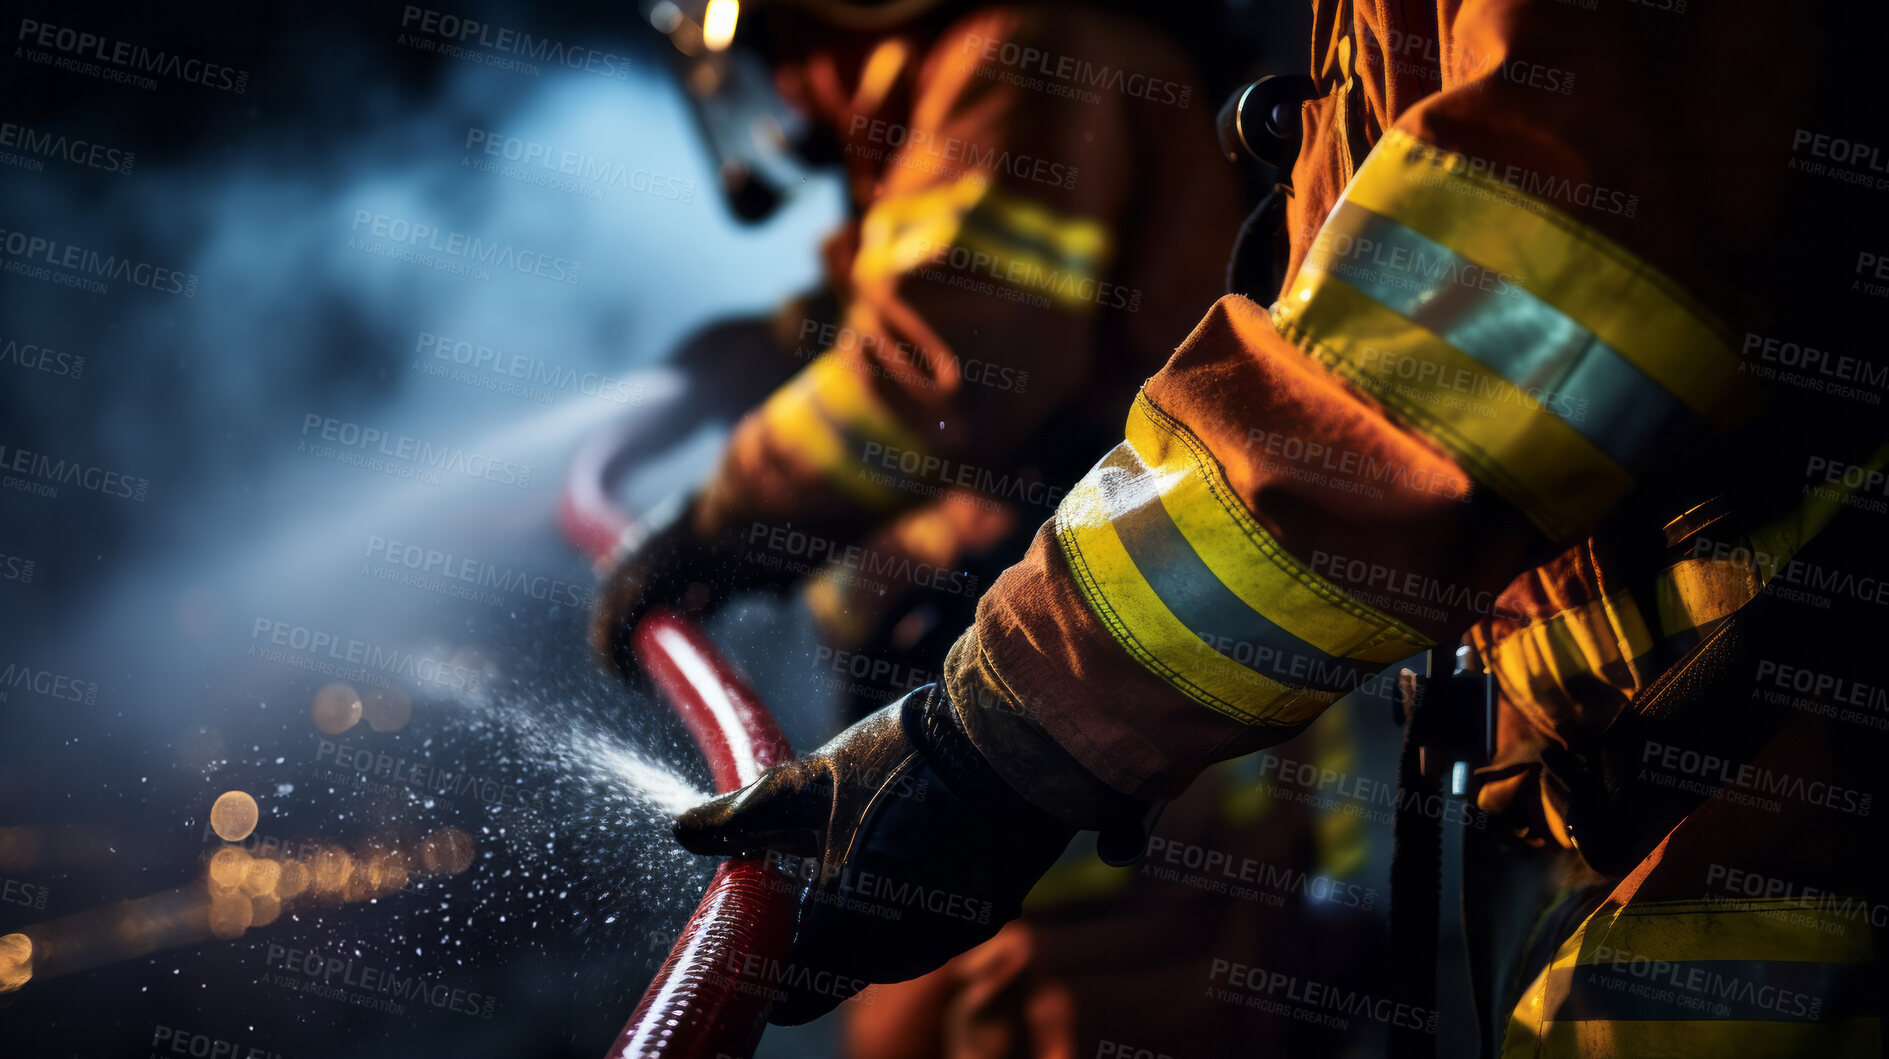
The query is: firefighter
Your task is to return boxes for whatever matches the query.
[590,0,1241,680]
[653,0,1889,1052]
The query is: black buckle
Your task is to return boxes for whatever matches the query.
[1216,74,1318,171]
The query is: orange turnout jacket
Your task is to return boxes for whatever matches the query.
[693,7,1240,558]
[929,0,1886,1053]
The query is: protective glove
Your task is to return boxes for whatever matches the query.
[588,493,792,681]
[673,682,1078,1025]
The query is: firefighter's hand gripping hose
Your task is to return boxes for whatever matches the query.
[566,421,1102,1036]
[675,681,1078,1025]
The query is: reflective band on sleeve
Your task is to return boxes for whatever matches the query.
[971,192,1107,271]
[1346,131,1759,431]
[1274,128,1762,542]
[854,175,992,282]
[759,353,930,510]
[1278,275,1631,540]
[1311,200,1690,470]
[1054,394,1431,723]
[1098,447,1384,693]
[854,175,1111,313]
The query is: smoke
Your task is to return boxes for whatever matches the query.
[0,8,841,1055]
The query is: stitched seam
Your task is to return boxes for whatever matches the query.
[1134,391,1434,648]
[1055,522,1268,724]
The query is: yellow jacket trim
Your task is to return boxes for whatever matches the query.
[1054,393,1430,723]
[1347,130,1761,431]
[1276,277,1632,541]
[855,176,1111,312]
[759,353,930,510]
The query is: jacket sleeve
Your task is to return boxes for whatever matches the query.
[948,0,1797,802]
[694,10,1180,542]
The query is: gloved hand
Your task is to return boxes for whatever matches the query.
[588,493,791,681]
[674,682,1078,1025]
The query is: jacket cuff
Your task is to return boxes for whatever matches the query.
[943,626,1143,829]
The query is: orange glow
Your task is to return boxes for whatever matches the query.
[209,790,260,842]
[275,859,311,900]
[10,825,490,992]
[240,856,281,897]
[0,827,39,871]
[365,849,410,897]
[249,893,283,929]
[207,894,252,940]
[311,682,363,734]
[311,847,353,897]
[419,828,475,875]
[341,859,374,904]
[854,38,909,113]
[207,848,250,895]
[0,933,30,992]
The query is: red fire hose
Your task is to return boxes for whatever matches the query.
[562,420,803,1058]
[559,412,644,568]
[604,609,799,1059]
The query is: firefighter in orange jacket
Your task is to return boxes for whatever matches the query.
[590,2,1240,677]
[648,0,1889,1052]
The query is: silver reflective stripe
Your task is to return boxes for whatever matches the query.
[1305,200,1691,469]
[1095,446,1378,694]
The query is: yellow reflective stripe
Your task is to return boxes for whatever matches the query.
[854,174,992,282]
[1347,129,1761,430]
[1120,396,1431,665]
[1057,471,1339,723]
[759,390,905,509]
[1508,1015,1881,1058]
[1491,560,1784,717]
[1308,708,1372,879]
[954,227,1101,313]
[1054,393,1436,722]
[1506,899,1879,1056]
[1492,443,1889,711]
[800,352,930,451]
[854,174,1110,312]
[974,193,1108,269]
[1656,559,1757,637]
[759,353,930,510]
[1275,275,1632,540]
[1484,588,1657,719]
[1566,899,1873,964]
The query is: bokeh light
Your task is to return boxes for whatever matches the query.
[701,0,739,51]
[419,828,475,875]
[311,683,363,735]
[209,790,260,842]
[207,848,250,895]
[0,933,32,992]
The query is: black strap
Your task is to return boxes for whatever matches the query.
[1389,664,1444,1059]
[1225,186,1293,303]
